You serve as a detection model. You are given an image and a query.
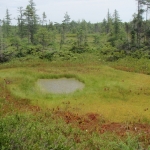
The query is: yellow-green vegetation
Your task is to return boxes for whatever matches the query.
[1,57,150,123]
[1,56,150,149]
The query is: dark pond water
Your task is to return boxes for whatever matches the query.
[37,78,84,94]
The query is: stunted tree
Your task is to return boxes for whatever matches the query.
[143,0,150,44]
[3,9,11,38]
[0,20,4,60]
[135,0,145,47]
[10,37,22,56]
[24,0,39,43]
[76,20,88,48]
[62,12,70,33]
[48,21,55,31]
[78,20,88,46]
[17,7,25,39]
[107,9,112,34]
[35,28,51,49]
[137,0,144,46]
[101,18,107,33]
[94,23,100,33]
[145,0,150,21]
[60,23,65,50]
[77,28,84,47]
[41,12,47,26]
[93,34,100,45]
[113,9,121,38]
[60,12,71,49]
[70,20,77,33]
[125,22,131,49]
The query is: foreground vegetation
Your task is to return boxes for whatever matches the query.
[0,112,145,150]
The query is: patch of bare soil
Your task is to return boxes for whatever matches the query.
[55,110,150,147]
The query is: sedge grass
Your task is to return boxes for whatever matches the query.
[0,58,150,123]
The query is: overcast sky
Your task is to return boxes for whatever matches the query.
[0,0,137,24]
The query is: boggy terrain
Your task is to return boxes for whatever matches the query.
[0,59,150,149]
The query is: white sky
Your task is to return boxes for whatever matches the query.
[0,0,137,24]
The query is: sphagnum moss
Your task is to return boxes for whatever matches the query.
[0,58,150,149]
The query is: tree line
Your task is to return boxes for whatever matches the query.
[0,0,150,62]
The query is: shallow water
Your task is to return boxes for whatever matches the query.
[37,78,84,94]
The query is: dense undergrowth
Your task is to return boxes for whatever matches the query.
[1,113,145,150]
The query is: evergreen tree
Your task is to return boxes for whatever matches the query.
[125,22,131,49]
[76,20,88,48]
[48,21,55,31]
[41,12,47,26]
[101,18,107,33]
[62,12,70,33]
[35,28,50,49]
[3,9,11,38]
[24,0,39,43]
[135,0,145,47]
[0,20,4,60]
[113,9,121,38]
[94,23,100,33]
[60,23,65,50]
[70,20,78,33]
[107,9,112,34]
[17,7,25,39]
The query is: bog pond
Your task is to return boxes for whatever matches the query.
[37,78,85,94]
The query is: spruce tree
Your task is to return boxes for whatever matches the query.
[113,9,121,38]
[24,0,39,44]
[3,9,11,38]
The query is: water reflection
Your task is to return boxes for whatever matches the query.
[37,78,84,94]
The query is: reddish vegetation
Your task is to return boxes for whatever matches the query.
[54,110,150,146]
[55,110,150,135]
[112,65,148,74]
[112,66,135,72]
[0,80,41,115]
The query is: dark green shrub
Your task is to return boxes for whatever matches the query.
[39,51,56,61]
[70,46,86,53]
[26,45,42,55]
